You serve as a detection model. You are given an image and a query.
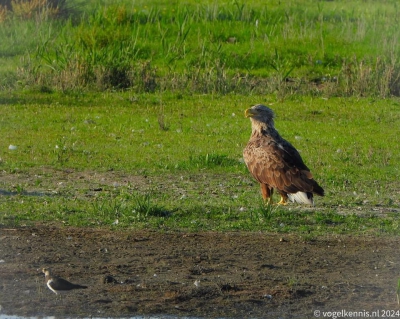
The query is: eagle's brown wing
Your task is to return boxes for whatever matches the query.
[243,137,323,195]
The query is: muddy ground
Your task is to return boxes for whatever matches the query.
[1,226,399,318]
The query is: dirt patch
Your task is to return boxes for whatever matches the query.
[1,226,399,318]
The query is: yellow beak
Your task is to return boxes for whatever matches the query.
[245,108,257,118]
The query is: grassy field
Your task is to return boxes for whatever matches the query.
[1,0,400,96]
[0,92,399,235]
[0,0,399,235]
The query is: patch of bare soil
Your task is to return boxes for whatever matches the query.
[1,226,399,318]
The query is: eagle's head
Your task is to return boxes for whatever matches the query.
[245,104,275,130]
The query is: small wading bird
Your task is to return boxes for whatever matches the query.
[42,268,87,297]
[243,104,324,205]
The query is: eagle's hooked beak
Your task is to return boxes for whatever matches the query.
[245,108,257,118]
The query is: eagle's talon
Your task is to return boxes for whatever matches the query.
[277,197,288,206]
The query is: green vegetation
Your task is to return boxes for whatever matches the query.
[0,0,399,235]
[1,0,400,96]
[0,93,399,235]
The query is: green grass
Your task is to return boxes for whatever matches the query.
[0,171,398,235]
[0,1,399,235]
[1,92,398,180]
[0,92,399,235]
[1,0,400,96]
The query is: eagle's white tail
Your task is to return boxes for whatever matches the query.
[288,192,314,206]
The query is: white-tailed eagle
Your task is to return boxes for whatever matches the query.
[243,104,324,205]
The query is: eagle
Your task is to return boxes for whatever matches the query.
[243,104,324,205]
